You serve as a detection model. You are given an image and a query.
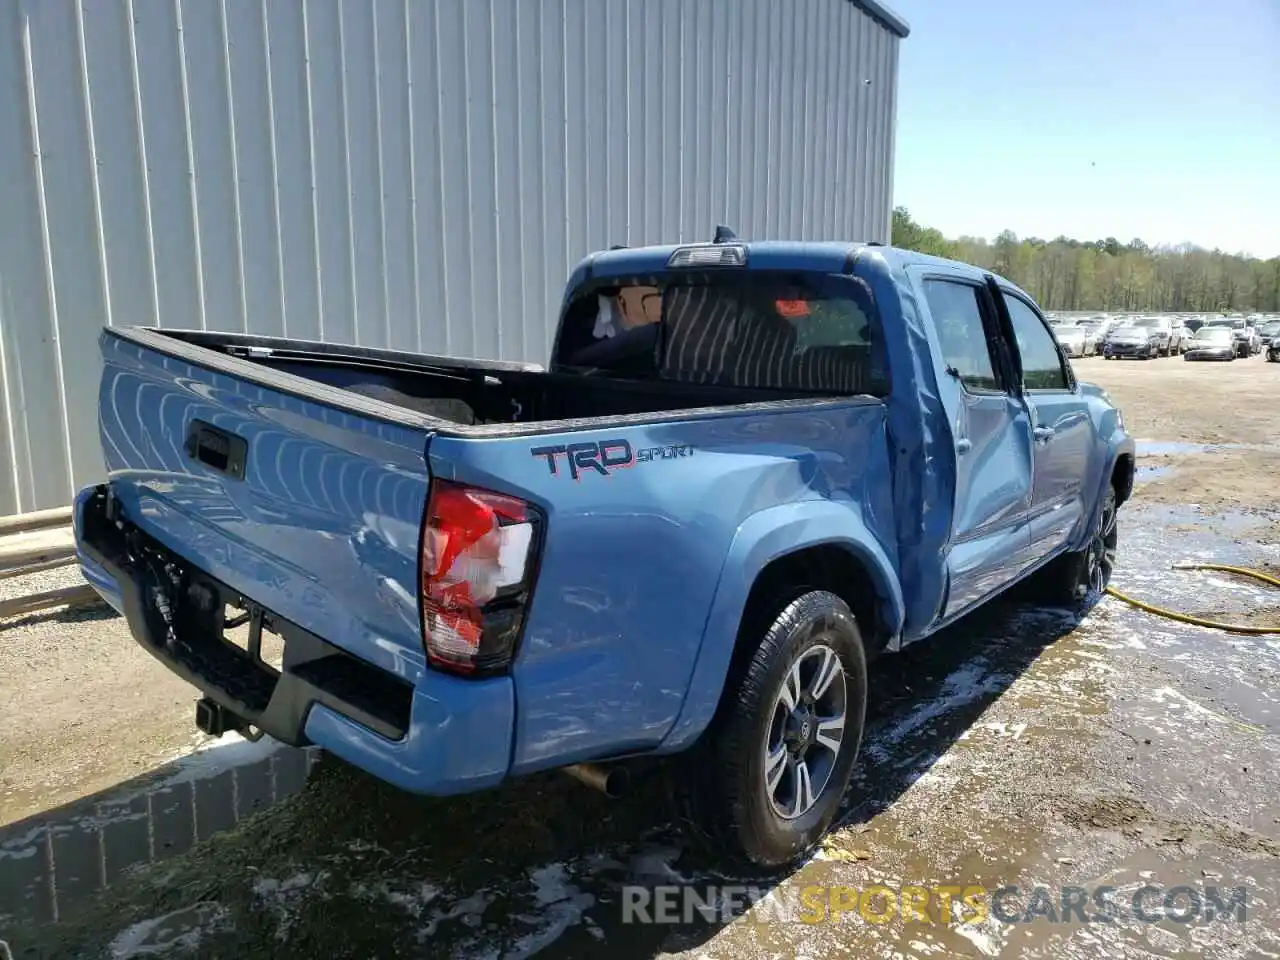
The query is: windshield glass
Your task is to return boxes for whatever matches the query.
[1055,325,1083,334]
[1111,327,1143,337]
[1197,327,1232,342]
[1134,318,1167,329]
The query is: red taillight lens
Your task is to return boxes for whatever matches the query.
[420,480,539,675]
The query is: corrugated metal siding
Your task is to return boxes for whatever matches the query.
[0,0,901,513]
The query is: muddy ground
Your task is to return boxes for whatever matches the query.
[1,352,1277,958]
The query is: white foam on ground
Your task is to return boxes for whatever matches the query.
[253,870,329,942]
[503,863,597,959]
[864,660,1010,763]
[107,902,230,958]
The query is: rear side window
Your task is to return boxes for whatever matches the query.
[921,279,1001,393]
[1003,294,1070,390]
[556,272,889,396]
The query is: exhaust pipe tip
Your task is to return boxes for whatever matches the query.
[563,762,630,799]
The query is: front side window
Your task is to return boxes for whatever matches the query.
[1003,293,1070,390]
[556,272,889,396]
[921,279,1001,393]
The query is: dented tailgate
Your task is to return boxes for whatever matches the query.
[94,329,434,684]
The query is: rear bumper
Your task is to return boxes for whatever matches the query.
[74,484,513,796]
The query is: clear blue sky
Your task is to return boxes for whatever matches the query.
[889,0,1280,258]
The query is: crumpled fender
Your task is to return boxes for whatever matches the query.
[657,499,904,753]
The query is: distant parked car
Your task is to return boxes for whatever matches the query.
[1103,324,1161,360]
[1168,318,1188,354]
[1052,323,1094,358]
[1129,317,1174,356]
[1181,326,1236,362]
[1201,318,1252,358]
[1262,322,1280,362]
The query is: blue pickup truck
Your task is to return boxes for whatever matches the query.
[75,237,1134,869]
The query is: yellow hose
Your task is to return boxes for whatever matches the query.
[1104,563,1280,635]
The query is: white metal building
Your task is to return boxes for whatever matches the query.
[0,0,907,514]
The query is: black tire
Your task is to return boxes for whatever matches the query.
[680,590,868,871]
[1031,486,1118,608]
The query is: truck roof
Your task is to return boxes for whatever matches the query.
[574,240,1034,306]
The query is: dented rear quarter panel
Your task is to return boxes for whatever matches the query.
[428,397,900,773]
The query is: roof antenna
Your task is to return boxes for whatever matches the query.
[713,224,738,244]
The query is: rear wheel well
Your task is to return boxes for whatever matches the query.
[724,546,888,691]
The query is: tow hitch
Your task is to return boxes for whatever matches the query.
[195,696,264,741]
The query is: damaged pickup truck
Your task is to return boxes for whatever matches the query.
[75,237,1134,869]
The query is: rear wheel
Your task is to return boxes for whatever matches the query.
[680,590,868,870]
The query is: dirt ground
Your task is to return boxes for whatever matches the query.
[1080,355,1279,520]
[1,351,1278,958]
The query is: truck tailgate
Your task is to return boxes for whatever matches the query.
[92,329,434,684]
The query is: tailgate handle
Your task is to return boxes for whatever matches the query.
[184,420,248,480]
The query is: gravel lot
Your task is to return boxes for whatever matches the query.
[2,351,1277,958]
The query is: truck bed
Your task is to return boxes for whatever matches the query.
[149,328,836,436]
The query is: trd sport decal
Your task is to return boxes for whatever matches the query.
[531,439,695,480]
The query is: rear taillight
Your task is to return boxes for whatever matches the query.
[420,480,540,676]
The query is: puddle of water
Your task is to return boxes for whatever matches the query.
[1137,440,1280,457]
[1104,500,1280,733]
[0,735,318,934]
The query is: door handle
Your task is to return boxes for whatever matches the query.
[1033,426,1055,443]
[956,438,972,455]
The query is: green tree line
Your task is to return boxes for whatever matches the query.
[891,207,1280,313]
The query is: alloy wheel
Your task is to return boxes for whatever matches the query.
[763,642,847,820]
[1084,497,1118,597]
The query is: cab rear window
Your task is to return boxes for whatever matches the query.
[554,271,889,397]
